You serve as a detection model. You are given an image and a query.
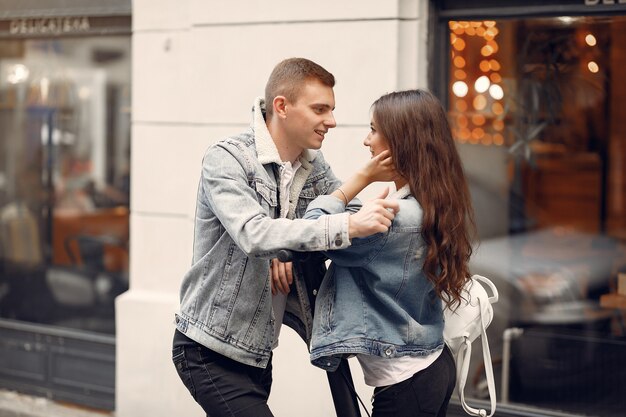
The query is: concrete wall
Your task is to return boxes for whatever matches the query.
[116,1,430,416]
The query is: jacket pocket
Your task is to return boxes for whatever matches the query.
[254,179,278,209]
[317,266,337,335]
[297,178,330,215]
[172,346,196,399]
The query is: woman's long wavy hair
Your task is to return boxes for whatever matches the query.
[372,89,476,309]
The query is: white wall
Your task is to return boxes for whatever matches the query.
[116,1,429,416]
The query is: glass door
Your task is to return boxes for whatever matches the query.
[433,6,626,417]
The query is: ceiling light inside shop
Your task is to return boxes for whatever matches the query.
[588,61,599,73]
[475,76,490,93]
[7,64,29,84]
[557,16,576,25]
[452,81,469,97]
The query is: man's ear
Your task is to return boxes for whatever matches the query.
[273,96,288,119]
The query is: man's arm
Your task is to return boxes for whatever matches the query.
[201,144,394,259]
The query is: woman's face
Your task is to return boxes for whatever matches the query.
[363,115,390,158]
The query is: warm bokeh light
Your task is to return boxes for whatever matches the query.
[492,102,504,115]
[456,100,468,112]
[453,81,469,97]
[588,61,599,73]
[484,21,496,28]
[585,33,597,46]
[480,60,491,72]
[493,119,504,131]
[489,84,504,100]
[490,73,502,83]
[458,115,469,128]
[489,59,501,71]
[472,114,486,126]
[454,56,466,68]
[453,38,466,51]
[481,134,493,146]
[481,45,494,56]
[473,95,487,110]
[475,76,491,93]
[454,69,467,79]
[493,133,504,146]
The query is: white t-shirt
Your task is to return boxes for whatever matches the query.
[272,159,302,348]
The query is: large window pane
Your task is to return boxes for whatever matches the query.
[0,37,130,335]
[446,16,626,416]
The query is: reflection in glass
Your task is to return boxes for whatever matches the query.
[447,16,626,417]
[0,38,131,335]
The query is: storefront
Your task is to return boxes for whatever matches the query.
[430,1,626,416]
[0,0,130,410]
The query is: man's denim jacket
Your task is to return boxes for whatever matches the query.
[303,187,444,371]
[175,98,351,368]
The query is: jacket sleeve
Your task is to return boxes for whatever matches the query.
[303,195,388,267]
[200,144,351,258]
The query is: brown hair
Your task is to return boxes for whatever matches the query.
[372,89,476,309]
[264,58,335,117]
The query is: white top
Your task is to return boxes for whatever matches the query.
[272,160,302,348]
[357,349,443,387]
[356,183,442,387]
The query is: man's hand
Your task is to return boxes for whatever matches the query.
[348,188,400,238]
[270,258,293,295]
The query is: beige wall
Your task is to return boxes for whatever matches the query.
[116,1,430,416]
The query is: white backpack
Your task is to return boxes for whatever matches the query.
[443,275,499,417]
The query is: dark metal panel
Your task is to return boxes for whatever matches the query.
[0,0,131,19]
[0,319,115,410]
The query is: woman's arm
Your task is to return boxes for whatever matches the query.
[331,150,396,205]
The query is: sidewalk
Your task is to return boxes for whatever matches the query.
[0,390,112,417]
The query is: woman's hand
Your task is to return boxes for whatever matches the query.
[359,150,398,183]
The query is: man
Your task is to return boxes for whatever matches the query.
[172,58,398,417]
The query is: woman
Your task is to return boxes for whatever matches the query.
[303,89,476,417]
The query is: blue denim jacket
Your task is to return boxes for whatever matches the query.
[175,98,352,368]
[303,188,444,371]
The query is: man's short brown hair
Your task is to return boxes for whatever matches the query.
[264,58,335,116]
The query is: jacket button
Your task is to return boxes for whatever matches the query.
[255,357,262,363]
[385,348,393,356]
[334,238,342,247]
[312,289,318,296]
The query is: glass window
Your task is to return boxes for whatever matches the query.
[446,16,626,416]
[0,37,130,335]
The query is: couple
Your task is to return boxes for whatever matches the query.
[172,58,475,417]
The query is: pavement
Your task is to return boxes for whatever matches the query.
[0,390,112,417]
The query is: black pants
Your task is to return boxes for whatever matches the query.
[172,330,274,417]
[372,346,456,417]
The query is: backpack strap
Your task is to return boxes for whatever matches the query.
[457,298,496,417]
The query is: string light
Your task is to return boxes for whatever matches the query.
[449,19,504,146]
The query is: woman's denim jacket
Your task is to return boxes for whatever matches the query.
[175,98,352,369]
[303,188,444,371]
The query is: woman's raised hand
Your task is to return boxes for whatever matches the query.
[361,150,398,183]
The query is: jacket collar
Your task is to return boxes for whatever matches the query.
[390,183,411,200]
[252,97,316,166]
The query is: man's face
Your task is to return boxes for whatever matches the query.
[283,79,336,152]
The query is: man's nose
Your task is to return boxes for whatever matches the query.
[325,113,337,128]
